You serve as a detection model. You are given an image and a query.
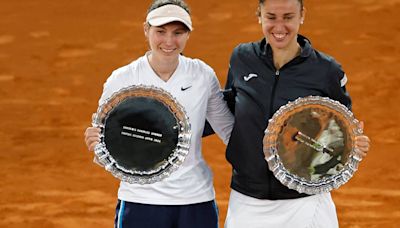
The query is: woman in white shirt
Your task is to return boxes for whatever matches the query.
[84,0,233,227]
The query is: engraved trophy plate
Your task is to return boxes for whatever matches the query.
[92,85,191,184]
[263,96,363,194]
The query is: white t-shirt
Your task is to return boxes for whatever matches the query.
[98,53,234,205]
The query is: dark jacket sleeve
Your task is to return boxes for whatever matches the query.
[223,64,236,114]
[202,121,214,137]
[326,60,352,110]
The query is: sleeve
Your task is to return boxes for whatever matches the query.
[326,60,352,110]
[98,73,117,106]
[201,51,237,138]
[205,71,234,145]
[223,63,237,113]
[98,66,131,106]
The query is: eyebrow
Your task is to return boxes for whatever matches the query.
[266,12,296,16]
[156,26,187,32]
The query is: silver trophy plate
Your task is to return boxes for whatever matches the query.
[263,96,363,194]
[92,85,191,184]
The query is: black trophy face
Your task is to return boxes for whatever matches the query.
[92,85,191,184]
[104,97,179,171]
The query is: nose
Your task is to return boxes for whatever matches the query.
[165,33,174,46]
[274,19,286,28]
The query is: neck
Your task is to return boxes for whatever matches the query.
[272,41,301,70]
[147,52,179,82]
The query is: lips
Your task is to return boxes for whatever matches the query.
[161,48,176,53]
[272,33,287,41]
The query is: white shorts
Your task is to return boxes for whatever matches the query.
[224,190,338,228]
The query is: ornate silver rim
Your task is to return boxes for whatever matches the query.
[263,96,363,194]
[92,85,191,184]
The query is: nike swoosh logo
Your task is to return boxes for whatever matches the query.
[181,85,192,91]
[244,73,258,81]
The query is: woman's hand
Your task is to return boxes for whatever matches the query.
[84,127,101,151]
[354,121,371,158]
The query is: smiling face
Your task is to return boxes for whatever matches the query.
[259,0,305,52]
[144,21,190,61]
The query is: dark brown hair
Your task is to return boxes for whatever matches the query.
[147,0,191,14]
[257,0,304,16]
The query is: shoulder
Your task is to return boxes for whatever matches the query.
[309,49,346,87]
[104,57,143,85]
[308,46,343,71]
[317,51,344,80]
[299,35,341,70]
[179,56,221,94]
[232,41,259,57]
[316,51,339,64]
[229,40,263,66]
[180,55,216,78]
[98,56,148,105]
[107,64,131,81]
[100,57,144,101]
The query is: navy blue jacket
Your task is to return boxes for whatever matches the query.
[224,35,351,199]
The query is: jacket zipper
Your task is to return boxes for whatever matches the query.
[268,70,280,118]
[268,54,301,118]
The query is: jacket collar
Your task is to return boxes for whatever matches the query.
[257,34,312,58]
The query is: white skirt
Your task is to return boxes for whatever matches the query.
[224,190,338,228]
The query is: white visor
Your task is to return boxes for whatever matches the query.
[146,4,193,31]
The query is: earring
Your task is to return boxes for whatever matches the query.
[300,21,304,24]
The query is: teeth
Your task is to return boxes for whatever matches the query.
[161,48,175,53]
[273,33,286,39]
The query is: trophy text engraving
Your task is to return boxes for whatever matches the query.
[121,126,162,143]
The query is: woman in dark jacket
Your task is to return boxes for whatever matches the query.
[223,0,370,227]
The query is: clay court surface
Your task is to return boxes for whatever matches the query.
[1,0,399,227]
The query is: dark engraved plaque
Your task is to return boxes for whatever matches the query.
[92,85,191,184]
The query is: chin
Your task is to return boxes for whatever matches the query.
[270,42,289,50]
